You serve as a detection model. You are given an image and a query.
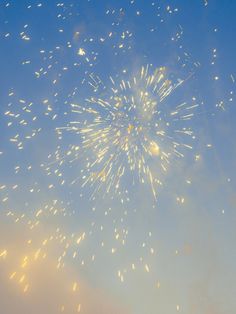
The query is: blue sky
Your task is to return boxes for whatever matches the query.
[0,1,236,313]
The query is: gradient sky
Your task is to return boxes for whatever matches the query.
[0,1,236,314]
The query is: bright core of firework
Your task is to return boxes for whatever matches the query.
[56,65,197,200]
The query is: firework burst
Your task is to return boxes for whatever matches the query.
[55,65,197,200]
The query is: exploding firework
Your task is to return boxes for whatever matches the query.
[55,65,198,200]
